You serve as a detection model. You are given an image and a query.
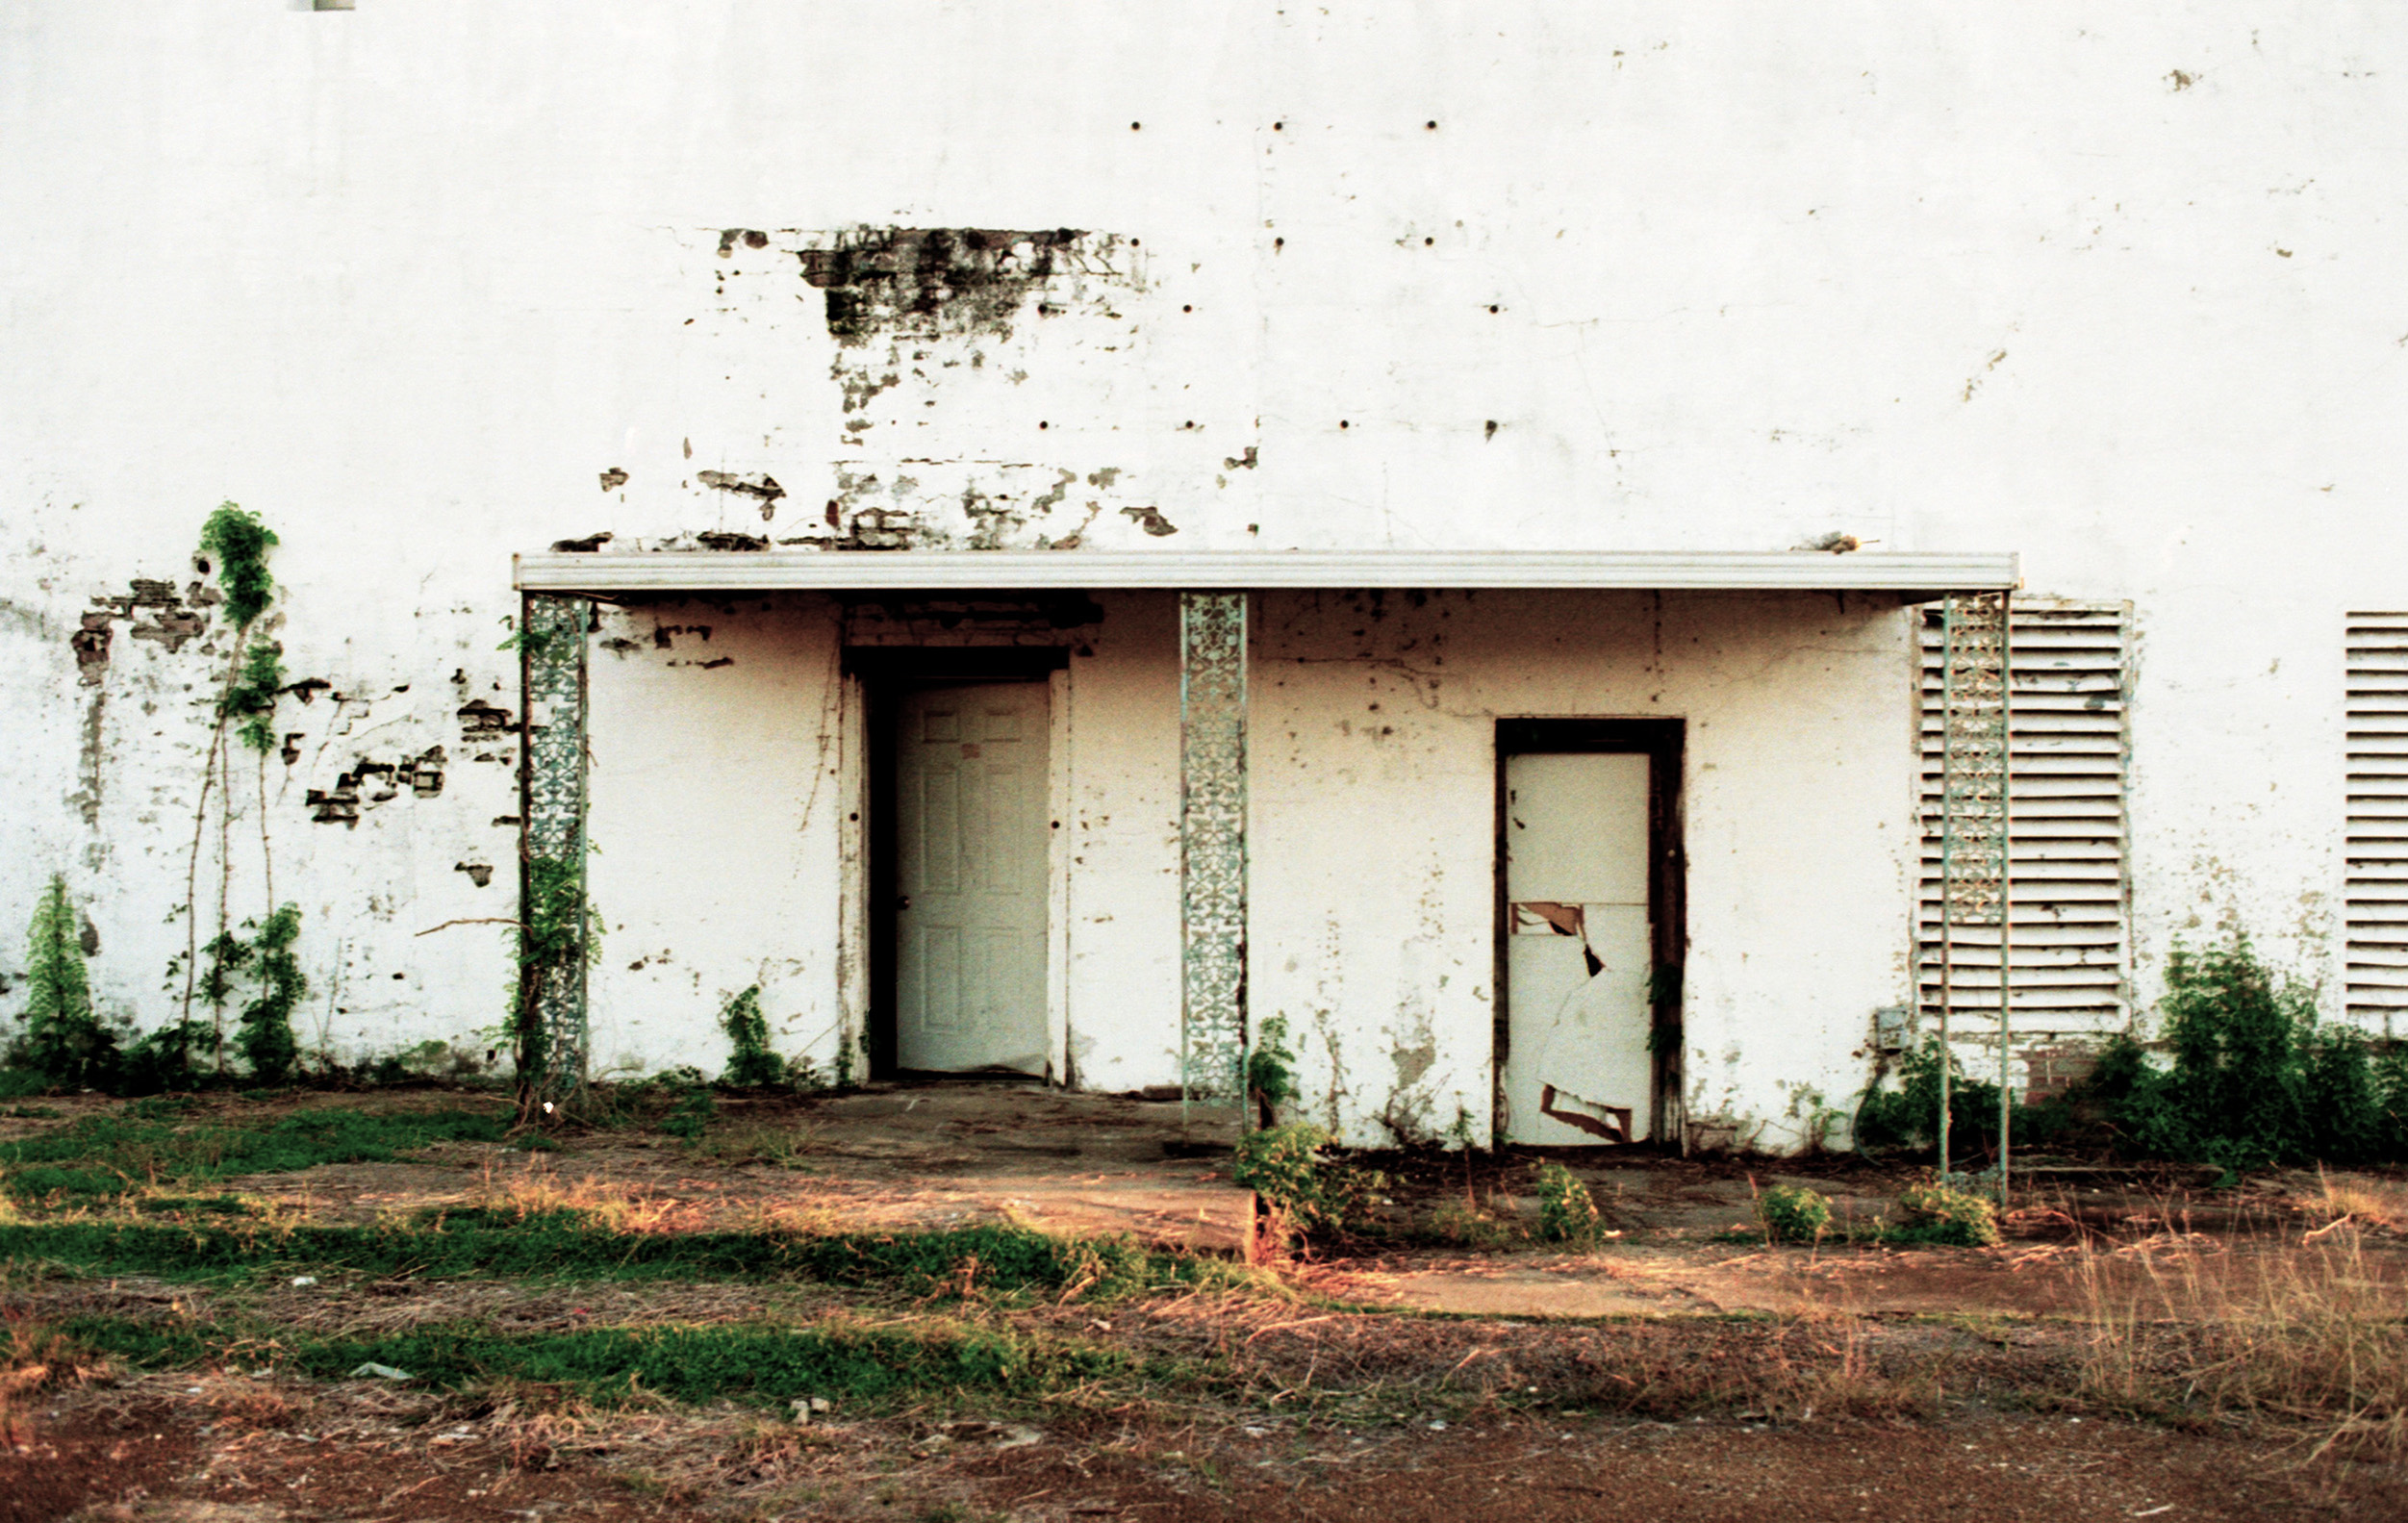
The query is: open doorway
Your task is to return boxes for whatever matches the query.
[1494,719,1685,1145]
[861,649,1065,1079]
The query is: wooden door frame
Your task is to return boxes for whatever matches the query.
[1493,718,1687,1145]
[853,647,1069,1081]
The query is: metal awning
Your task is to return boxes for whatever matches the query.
[514,548,2018,596]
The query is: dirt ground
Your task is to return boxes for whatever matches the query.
[8,1080,2408,1520]
[10,1372,2405,1522]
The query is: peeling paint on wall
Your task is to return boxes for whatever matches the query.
[73,578,214,681]
[305,747,445,825]
[696,470,784,519]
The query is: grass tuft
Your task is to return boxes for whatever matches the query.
[63,1312,1133,1411]
[0,1104,508,1200]
[0,1217,1241,1303]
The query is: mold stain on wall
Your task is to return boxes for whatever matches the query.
[686,226,1163,555]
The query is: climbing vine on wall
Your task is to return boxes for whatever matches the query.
[513,851,599,1118]
[176,502,304,1078]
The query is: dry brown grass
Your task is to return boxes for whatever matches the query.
[469,1159,694,1232]
[2074,1219,2408,1462]
[195,1373,307,1433]
[2298,1170,2408,1234]
[1,1308,108,1443]
[687,1119,826,1170]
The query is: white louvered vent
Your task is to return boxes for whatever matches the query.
[1919,603,2129,1028]
[2346,614,2408,1031]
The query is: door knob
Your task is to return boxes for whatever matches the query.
[896,895,911,912]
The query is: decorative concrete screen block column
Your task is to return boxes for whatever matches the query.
[520,593,592,1104]
[1179,591,1249,1113]
[1936,589,2013,1183]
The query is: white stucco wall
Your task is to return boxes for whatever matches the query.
[568,588,1911,1148]
[583,597,851,1080]
[1250,590,1915,1148]
[2,5,2404,1140]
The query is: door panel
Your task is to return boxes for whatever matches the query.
[895,682,1050,1074]
[1501,751,1654,1144]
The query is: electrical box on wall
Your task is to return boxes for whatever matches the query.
[1874,1004,1912,1054]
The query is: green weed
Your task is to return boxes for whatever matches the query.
[197,502,278,629]
[718,986,783,1087]
[1888,1181,2000,1247]
[197,503,285,752]
[1246,1015,1299,1125]
[1533,1162,1603,1244]
[1756,1182,1833,1244]
[1231,1124,1382,1235]
[514,852,601,1111]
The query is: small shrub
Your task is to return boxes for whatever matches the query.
[1855,1035,2069,1160]
[13,876,115,1089]
[782,1053,826,1093]
[2082,934,2408,1169]
[1231,1123,1381,1234]
[232,906,305,1084]
[1533,1162,1603,1243]
[1233,1124,1331,1227]
[1245,1016,1299,1125]
[1889,1181,2000,1247]
[1757,1182,1833,1244]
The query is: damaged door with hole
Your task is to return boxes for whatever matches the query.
[894,682,1050,1076]
[1502,751,1655,1143]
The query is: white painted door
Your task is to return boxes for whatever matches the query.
[1501,751,1655,1144]
[896,682,1051,1075]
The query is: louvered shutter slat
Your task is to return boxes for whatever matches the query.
[1920,603,2130,1030]
[2347,614,2408,1020]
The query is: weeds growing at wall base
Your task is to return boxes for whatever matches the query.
[1858,933,2408,1174]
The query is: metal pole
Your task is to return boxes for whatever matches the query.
[1997,589,2015,1206]
[1939,598,1955,1182]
